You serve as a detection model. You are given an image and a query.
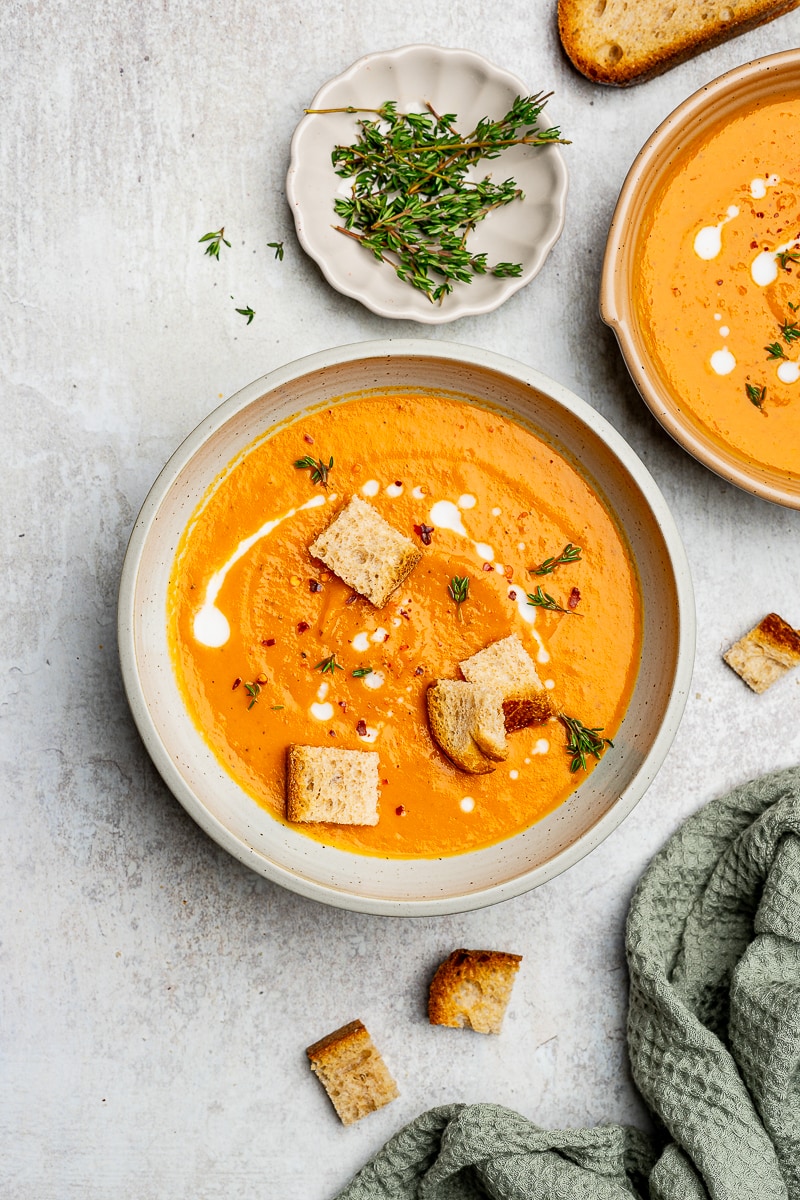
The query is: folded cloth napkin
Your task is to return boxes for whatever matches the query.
[335,765,800,1200]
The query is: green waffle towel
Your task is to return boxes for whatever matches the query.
[335,765,800,1200]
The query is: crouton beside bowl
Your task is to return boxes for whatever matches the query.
[118,339,695,915]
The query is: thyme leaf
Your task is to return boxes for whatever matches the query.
[244,682,261,710]
[777,249,800,271]
[198,227,231,259]
[531,542,582,575]
[315,654,343,675]
[746,382,767,409]
[352,667,372,678]
[268,240,285,260]
[294,454,333,486]
[780,319,800,344]
[447,575,470,621]
[526,585,576,614]
[559,713,613,773]
[765,341,786,360]
[235,305,255,324]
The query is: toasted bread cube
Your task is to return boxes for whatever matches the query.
[426,680,507,774]
[286,745,380,825]
[306,1019,399,1125]
[723,613,800,694]
[460,633,554,729]
[308,495,422,608]
[429,949,522,1035]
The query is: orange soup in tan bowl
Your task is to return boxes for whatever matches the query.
[118,341,694,914]
[602,50,800,508]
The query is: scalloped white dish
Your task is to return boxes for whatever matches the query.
[286,45,568,323]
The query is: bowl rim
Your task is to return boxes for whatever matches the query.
[118,338,696,915]
[286,43,568,324]
[600,48,800,510]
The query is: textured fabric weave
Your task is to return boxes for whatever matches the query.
[335,765,800,1200]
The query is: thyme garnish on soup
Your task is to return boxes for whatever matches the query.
[530,542,582,575]
[559,714,613,773]
[294,454,334,486]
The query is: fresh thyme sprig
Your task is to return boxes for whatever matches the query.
[235,305,255,325]
[448,575,470,621]
[531,542,582,576]
[315,654,343,675]
[268,241,285,260]
[526,585,577,615]
[559,714,613,773]
[199,227,231,259]
[765,341,786,360]
[780,319,800,344]
[294,454,333,486]
[746,382,767,409]
[352,667,372,678]
[777,249,800,270]
[312,94,568,303]
[244,682,261,710]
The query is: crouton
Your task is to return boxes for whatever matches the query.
[428,949,522,1035]
[308,495,422,608]
[306,1019,399,1125]
[460,633,554,730]
[426,680,507,774]
[723,612,800,693]
[286,745,380,825]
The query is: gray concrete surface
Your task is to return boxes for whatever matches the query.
[3,3,800,1196]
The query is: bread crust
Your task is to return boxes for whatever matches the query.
[306,1019,399,1125]
[558,0,800,87]
[428,949,522,1035]
[723,612,800,693]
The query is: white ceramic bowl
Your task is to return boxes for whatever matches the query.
[118,341,695,915]
[287,45,568,323]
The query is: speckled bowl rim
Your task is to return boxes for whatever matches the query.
[600,49,800,509]
[286,44,568,323]
[118,339,695,916]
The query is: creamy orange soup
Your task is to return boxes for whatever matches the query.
[637,92,800,477]
[168,392,641,857]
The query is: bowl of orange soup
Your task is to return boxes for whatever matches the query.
[118,340,694,914]
[602,50,800,508]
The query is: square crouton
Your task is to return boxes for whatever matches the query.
[428,949,522,1035]
[306,1019,399,1125]
[308,495,422,608]
[723,612,800,693]
[460,633,554,729]
[286,745,380,825]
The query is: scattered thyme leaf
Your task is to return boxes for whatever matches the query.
[765,341,786,360]
[526,585,575,614]
[559,713,613,773]
[315,654,343,675]
[293,454,333,486]
[447,575,470,622]
[244,681,261,710]
[268,240,285,260]
[352,667,372,678]
[777,249,800,271]
[271,705,284,710]
[531,542,582,575]
[235,305,255,324]
[780,319,800,344]
[198,227,231,260]
[746,382,767,409]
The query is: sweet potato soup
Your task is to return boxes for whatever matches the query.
[637,92,800,477]
[168,392,642,858]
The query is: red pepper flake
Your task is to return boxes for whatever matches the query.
[399,609,411,620]
[508,589,517,601]
[329,729,336,737]
[394,480,402,488]
[309,579,323,593]
[395,805,406,816]
[232,677,242,690]
[382,779,389,786]
[303,433,314,444]
[262,638,276,647]
[338,700,347,710]
[399,644,409,652]
[750,240,758,250]
[413,665,424,676]
[344,593,358,605]
[356,719,367,736]
[296,620,310,634]
[716,279,723,287]
[414,523,434,545]
[482,562,493,572]
[568,586,581,610]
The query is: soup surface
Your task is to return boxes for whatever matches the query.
[637,92,800,477]
[169,391,642,857]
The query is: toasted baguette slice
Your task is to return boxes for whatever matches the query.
[460,633,554,730]
[723,612,800,693]
[426,680,507,774]
[558,0,800,87]
[308,495,422,608]
[286,745,380,825]
[429,949,522,1035]
[306,1019,399,1125]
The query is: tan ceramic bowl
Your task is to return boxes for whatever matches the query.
[118,340,694,915]
[601,50,800,509]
